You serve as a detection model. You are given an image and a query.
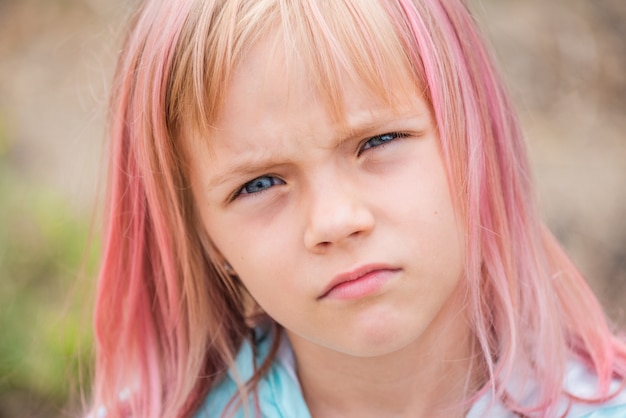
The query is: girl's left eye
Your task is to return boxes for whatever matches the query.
[236,175,285,197]
[359,132,408,155]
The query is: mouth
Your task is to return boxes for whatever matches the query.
[318,263,401,300]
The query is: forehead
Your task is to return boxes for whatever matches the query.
[212,29,423,135]
[173,0,425,131]
[217,33,313,125]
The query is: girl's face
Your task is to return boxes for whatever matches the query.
[188,36,467,357]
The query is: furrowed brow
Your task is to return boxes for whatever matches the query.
[205,109,421,188]
[333,110,421,145]
[206,158,285,189]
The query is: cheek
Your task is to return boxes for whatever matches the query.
[206,216,300,304]
[228,226,295,276]
[383,159,462,250]
[390,156,466,288]
[420,193,465,282]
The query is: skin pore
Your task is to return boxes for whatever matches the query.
[187,33,483,417]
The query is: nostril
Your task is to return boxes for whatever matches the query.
[349,230,362,238]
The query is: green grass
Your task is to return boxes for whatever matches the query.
[0,130,97,415]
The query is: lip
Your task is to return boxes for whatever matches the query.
[318,263,401,300]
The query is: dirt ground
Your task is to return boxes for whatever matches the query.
[0,0,624,415]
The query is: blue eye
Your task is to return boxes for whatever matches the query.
[359,132,408,154]
[238,175,285,196]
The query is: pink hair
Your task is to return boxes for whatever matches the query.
[394,0,626,414]
[93,2,249,416]
[91,0,626,416]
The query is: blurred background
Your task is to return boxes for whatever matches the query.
[0,0,624,416]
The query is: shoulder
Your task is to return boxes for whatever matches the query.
[467,361,626,418]
[194,329,311,418]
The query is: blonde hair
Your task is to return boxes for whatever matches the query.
[92,0,626,416]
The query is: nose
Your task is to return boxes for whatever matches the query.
[303,174,375,252]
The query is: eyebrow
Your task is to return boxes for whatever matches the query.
[207,157,288,191]
[206,110,422,189]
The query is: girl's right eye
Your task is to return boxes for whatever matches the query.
[236,175,285,197]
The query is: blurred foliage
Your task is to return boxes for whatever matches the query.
[0,116,97,416]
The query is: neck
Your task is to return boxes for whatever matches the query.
[287,290,484,418]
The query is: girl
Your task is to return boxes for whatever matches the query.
[92,0,626,416]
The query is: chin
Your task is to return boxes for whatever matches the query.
[336,308,422,357]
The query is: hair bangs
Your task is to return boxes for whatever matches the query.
[168,0,423,137]
[276,0,423,123]
[167,0,279,135]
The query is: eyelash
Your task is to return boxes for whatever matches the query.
[233,131,409,199]
[358,131,409,155]
[234,175,285,199]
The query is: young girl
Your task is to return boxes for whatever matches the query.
[91,0,626,416]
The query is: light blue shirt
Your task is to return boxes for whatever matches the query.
[196,331,626,417]
[196,331,309,417]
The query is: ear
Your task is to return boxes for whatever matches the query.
[204,238,238,277]
[223,261,237,276]
[190,215,270,318]
[191,216,237,274]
